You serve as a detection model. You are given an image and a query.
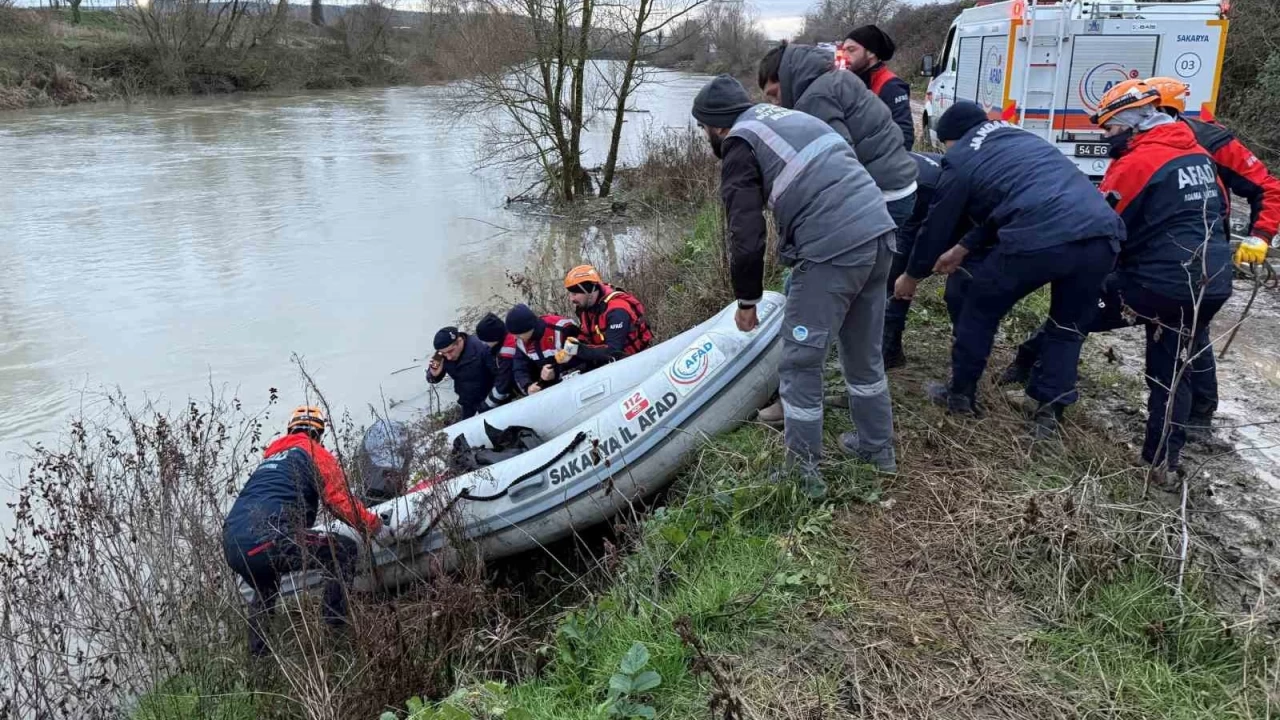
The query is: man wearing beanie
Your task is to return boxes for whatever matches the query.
[756,40,918,395]
[893,100,1123,437]
[504,303,581,395]
[426,325,497,419]
[693,73,899,498]
[757,42,917,227]
[842,25,914,150]
[475,312,520,409]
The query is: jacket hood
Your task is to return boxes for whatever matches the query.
[1125,120,1199,156]
[780,44,835,109]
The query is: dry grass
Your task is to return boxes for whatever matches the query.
[719,292,1278,718]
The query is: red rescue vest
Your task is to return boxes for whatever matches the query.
[866,64,898,96]
[516,315,578,362]
[576,285,653,357]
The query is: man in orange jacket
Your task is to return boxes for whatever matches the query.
[222,406,393,656]
[558,264,653,371]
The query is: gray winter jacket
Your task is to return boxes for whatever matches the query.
[727,104,896,268]
[780,44,918,198]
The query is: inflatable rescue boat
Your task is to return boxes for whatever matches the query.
[292,291,784,594]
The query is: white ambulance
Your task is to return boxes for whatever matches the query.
[919,0,1229,177]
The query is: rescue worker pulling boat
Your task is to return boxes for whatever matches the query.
[222,406,400,657]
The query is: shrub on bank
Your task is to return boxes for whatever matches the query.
[0,7,500,110]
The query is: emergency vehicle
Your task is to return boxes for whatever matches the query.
[920,0,1229,177]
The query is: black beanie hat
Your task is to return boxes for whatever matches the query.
[505,304,538,335]
[475,312,507,343]
[935,101,990,143]
[846,25,895,62]
[433,326,460,351]
[692,74,754,129]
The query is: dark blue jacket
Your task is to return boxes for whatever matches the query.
[897,151,944,251]
[485,334,519,408]
[428,334,496,418]
[223,433,380,548]
[1100,121,1232,302]
[908,121,1125,278]
[858,63,915,150]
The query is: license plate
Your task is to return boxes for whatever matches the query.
[1074,143,1110,158]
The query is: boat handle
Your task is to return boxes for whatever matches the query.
[507,476,546,502]
[578,381,609,405]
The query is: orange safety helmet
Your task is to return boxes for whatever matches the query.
[1145,76,1189,114]
[564,264,603,290]
[287,405,326,435]
[1090,79,1161,127]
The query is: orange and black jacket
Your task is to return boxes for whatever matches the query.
[573,285,653,367]
[1183,117,1280,241]
[223,433,381,546]
[857,62,914,150]
[1099,121,1232,303]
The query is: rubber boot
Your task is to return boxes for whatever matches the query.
[246,594,273,658]
[882,327,906,370]
[1029,402,1065,439]
[998,360,1033,387]
[838,432,897,474]
[925,381,982,417]
[823,393,849,409]
[756,399,784,428]
[321,578,350,628]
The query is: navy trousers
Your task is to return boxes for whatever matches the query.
[949,238,1116,406]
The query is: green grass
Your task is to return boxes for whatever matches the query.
[671,202,722,270]
[1037,568,1269,719]
[388,426,860,720]
[130,190,1277,720]
[132,667,261,720]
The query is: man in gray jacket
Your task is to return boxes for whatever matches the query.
[693,74,898,498]
[757,41,920,406]
[759,41,918,225]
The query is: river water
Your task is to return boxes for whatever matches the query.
[0,68,707,484]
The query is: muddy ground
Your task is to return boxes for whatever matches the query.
[911,100,1280,616]
[1080,277,1280,617]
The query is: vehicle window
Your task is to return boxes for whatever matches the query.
[943,26,958,71]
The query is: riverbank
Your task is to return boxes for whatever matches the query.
[369,171,1280,718]
[3,126,1278,717]
[124,133,1278,718]
[0,6,487,111]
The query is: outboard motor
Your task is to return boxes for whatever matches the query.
[358,419,411,502]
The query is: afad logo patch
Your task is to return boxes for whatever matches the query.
[667,336,725,396]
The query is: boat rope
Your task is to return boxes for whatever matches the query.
[458,431,590,502]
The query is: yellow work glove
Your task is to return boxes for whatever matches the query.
[1234,236,1269,266]
[555,337,580,365]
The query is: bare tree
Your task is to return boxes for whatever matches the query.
[311,0,324,26]
[799,0,899,44]
[699,0,766,75]
[125,0,289,65]
[596,0,710,197]
[451,0,598,202]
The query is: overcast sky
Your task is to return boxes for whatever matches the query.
[754,0,936,40]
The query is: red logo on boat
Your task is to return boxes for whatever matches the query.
[622,391,650,422]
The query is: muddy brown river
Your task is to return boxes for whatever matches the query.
[0,69,708,486]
